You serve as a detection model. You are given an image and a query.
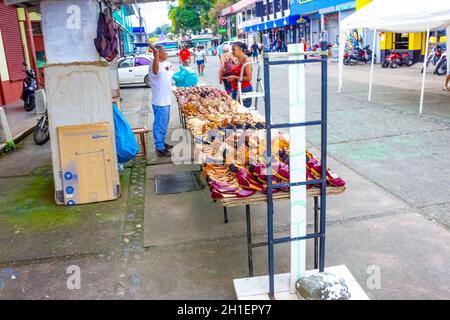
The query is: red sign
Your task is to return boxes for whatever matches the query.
[219,17,227,26]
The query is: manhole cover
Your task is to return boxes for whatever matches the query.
[154,171,204,195]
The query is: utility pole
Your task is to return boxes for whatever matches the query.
[138,5,143,42]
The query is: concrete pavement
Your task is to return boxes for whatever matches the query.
[137,57,450,299]
[0,56,449,299]
[0,100,39,153]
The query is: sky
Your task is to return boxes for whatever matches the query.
[131,2,174,34]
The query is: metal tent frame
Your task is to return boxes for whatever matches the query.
[262,43,329,299]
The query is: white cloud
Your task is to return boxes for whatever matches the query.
[131,2,173,33]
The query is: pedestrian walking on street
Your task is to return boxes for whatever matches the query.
[149,43,173,157]
[225,42,253,108]
[251,42,259,62]
[194,46,207,76]
[219,44,236,95]
[179,45,191,67]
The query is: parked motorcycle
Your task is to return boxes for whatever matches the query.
[382,50,414,68]
[33,110,49,145]
[344,45,373,66]
[434,51,447,76]
[421,46,443,73]
[21,62,38,112]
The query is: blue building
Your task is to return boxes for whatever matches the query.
[290,0,356,46]
[112,4,136,57]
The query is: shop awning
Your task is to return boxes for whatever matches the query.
[246,15,301,32]
[338,0,450,114]
[274,18,285,28]
[265,20,275,29]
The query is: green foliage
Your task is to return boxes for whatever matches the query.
[3,140,15,154]
[209,0,232,35]
[169,0,229,34]
[170,6,202,34]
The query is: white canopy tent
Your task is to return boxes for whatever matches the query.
[338,0,450,114]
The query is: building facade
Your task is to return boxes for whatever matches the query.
[221,0,359,49]
[0,3,34,106]
[112,4,136,57]
[289,0,356,47]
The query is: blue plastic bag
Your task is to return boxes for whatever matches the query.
[113,104,139,164]
[173,66,198,87]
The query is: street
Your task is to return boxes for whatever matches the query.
[0,55,449,300]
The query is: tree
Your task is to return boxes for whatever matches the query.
[169,6,201,34]
[154,26,162,35]
[169,0,220,34]
[208,0,233,35]
[161,24,172,35]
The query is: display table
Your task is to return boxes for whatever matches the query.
[174,87,347,279]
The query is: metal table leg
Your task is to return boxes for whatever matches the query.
[314,196,320,270]
[178,104,183,126]
[223,207,228,224]
[246,204,253,277]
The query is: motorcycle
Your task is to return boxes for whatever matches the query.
[434,51,447,76]
[382,50,414,68]
[344,45,373,65]
[21,62,38,112]
[421,46,443,73]
[33,110,49,145]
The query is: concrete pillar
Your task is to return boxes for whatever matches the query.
[0,107,12,143]
[35,88,46,115]
[40,0,119,205]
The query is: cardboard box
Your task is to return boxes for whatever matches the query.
[57,123,120,206]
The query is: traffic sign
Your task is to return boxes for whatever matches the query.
[219,17,227,26]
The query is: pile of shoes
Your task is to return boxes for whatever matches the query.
[174,85,346,200]
[175,86,265,136]
[203,149,346,200]
[199,129,345,200]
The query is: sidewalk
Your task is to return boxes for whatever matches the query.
[0,100,39,152]
[0,92,149,299]
[0,58,449,299]
[137,57,450,300]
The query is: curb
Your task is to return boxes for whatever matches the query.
[0,124,36,154]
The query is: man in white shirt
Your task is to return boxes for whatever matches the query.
[149,43,173,157]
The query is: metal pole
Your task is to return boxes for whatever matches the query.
[338,29,346,93]
[420,23,430,114]
[246,205,253,277]
[314,196,319,270]
[319,41,328,272]
[368,29,377,102]
[263,56,275,298]
[138,6,143,43]
[223,207,228,224]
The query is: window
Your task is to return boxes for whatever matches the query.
[395,33,409,50]
[31,22,42,35]
[135,57,150,66]
[119,58,133,68]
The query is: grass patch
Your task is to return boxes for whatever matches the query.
[0,167,131,233]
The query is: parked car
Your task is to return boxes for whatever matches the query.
[166,48,179,58]
[118,54,153,87]
[118,54,173,88]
